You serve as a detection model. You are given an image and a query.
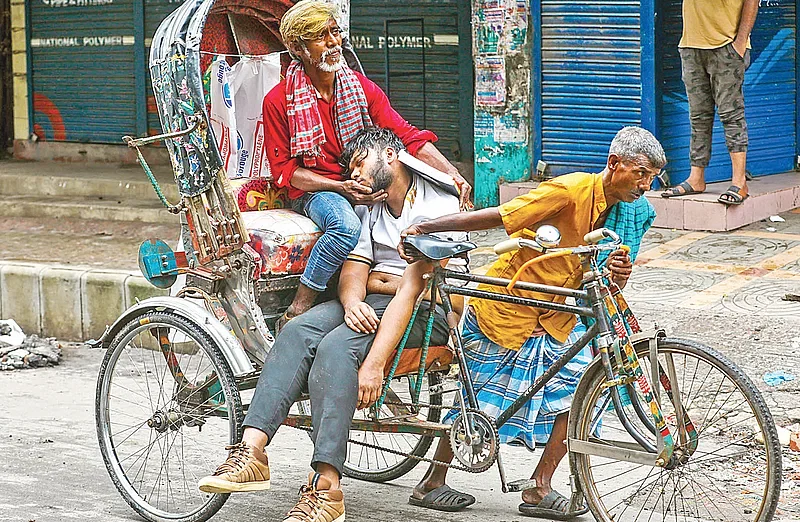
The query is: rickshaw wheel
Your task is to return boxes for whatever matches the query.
[342,371,443,482]
[96,311,243,522]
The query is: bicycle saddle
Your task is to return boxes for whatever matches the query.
[403,234,477,260]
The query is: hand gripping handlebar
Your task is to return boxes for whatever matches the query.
[493,228,625,290]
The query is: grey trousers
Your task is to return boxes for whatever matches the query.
[242,293,449,474]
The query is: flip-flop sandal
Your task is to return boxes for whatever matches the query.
[518,490,590,520]
[718,185,749,206]
[408,484,476,512]
[661,181,703,198]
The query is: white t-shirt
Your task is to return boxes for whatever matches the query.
[348,173,468,276]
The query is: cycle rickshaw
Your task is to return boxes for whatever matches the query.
[93,1,782,521]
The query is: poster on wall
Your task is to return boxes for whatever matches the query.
[475,56,506,107]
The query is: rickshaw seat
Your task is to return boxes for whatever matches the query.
[229,177,321,277]
[383,344,454,378]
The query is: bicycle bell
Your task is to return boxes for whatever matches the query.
[535,225,561,249]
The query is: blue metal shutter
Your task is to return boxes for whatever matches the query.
[538,0,643,176]
[659,0,797,182]
[350,0,470,161]
[29,0,138,143]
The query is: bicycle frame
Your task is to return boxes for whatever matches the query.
[376,246,691,471]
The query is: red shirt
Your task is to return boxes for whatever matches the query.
[262,71,437,200]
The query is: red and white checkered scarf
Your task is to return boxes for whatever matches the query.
[285,60,373,168]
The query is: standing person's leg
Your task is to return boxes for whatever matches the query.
[282,192,361,327]
[710,44,750,204]
[197,301,345,493]
[664,48,714,197]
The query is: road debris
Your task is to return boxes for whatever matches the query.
[763,370,796,386]
[0,320,61,370]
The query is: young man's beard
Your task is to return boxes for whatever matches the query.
[369,160,393,193]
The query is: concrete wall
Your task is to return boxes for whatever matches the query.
[0,262,167,341]
[10,0,26,141]
[471,0,532,208]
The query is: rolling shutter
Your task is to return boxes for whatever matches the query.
[350,0,470,161]
[659,0,797,182]
[29,0,138,143]
[538,0,643,176]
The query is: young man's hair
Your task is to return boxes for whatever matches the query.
[280,0,339,49]
[339,127,406,176]
[609,126,667,169]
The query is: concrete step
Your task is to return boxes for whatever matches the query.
[0,194,179,224]
[0,160,179,201]
[499,171,800,232]
[646,172,800,231]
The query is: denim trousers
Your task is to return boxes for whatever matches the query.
[292,191,361,292]
[241,295,449,474]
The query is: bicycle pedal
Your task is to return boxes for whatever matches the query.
[505,479,538,493]
[429,381,461,395]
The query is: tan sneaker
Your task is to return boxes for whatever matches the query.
[284,472,345,522]
[197,442,270,493]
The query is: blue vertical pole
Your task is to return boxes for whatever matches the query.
[134,0,147,137]
[531,0,542,165]
[796,2,799,161]
[640,0,657,135]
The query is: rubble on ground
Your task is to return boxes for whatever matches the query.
[0,320,61,371]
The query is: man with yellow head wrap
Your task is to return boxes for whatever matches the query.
[264,0,471,328]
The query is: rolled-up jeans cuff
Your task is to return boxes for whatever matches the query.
[299,274,327,292]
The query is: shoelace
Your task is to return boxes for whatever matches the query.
[287,485,321,519]
[213,442,250,475]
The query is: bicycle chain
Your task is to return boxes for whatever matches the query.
[294,403,495,474]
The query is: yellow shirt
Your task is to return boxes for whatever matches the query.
[679,0,750,49]
[472,172,607,350]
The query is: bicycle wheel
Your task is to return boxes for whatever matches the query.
[342,371,443,482]
[569,337,781,522]
[96,311,243,522]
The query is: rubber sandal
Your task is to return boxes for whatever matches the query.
[661,181,703,198]
[408,484,476,512]
[518,490,590,520]
[718,185,749,206]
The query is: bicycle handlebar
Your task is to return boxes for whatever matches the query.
[584,228,621,245]
[493,228,623,257]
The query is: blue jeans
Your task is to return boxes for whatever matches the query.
[292,191,361,292]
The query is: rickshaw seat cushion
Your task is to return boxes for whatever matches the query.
[241,209,322,276]
[230,177,291,212]
[383,345,454,378]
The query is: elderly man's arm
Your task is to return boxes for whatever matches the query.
[732,0,758,57]
[339,260,379,334]
[398,208,503,262]
[414,143,472,208]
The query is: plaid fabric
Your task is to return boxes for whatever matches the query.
[444,309,592,451]
[597,197,656,266]
[285,60,372,168]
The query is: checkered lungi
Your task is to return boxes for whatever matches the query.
[444,308,592,451]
